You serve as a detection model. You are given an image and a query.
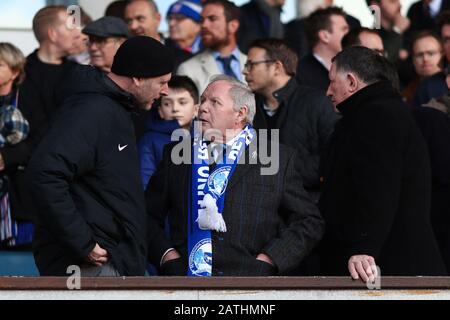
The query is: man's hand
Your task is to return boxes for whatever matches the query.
[348,255,377,282]
[256,253,274,266]
[87,243,108,266]
[394,15,410,34]
[161,249,181,265]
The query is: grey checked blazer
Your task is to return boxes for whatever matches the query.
[146,138,324,276]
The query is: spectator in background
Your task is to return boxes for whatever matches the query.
[138,75,199,188]
[403,31,444,104]
[165,0,203,55]
[0,6,79,249]
[244,38,337,204]
[83,16,130,73]
[321,46,447,280]
[341,27,401,91]
[124,0,191,68]
[406,0,450,36]
[341,27,385,56]
[67,7,92,65]
[0,43,30,248]
[177,0,247,93]
[105,0,129,21]
[414,10,450,106]
[423,64,450,114]
[285,0,360,61]
[125,0,161,40]
[237,0,285,54]
[244,39,338,275]
[366,0,410,63]
[296,7,349,91]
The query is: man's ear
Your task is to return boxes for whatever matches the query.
[228,19,239,35]
[318,29,330,44]
[346,72,359,93]
[236,105,248,124]
[273,60,284,75]
[48,27,57,42]
[131,77,141,87]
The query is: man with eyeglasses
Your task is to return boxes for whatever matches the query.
[244,38,339,203]
[414,10,450,106]
[83,16,130,73]
[244,38,338,275]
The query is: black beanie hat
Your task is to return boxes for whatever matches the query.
[111,36,175,78]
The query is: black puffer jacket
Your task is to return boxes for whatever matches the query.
[27,65,147,276]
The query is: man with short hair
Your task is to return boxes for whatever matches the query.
[125,0,162,40]
[176,0,247,93]
[146,75,324,276]
[244,38,338,204]
[83,16,130,73]
[320,46,447,280]
[297,7,349,91]
[341,27,385,56]
[414,10,450,106]
[366,0,410,62]
[0,6,79,240]
[27,36,175,277]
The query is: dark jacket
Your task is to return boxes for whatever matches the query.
[146,138,324,276]
[27,65,147,276]
[285,15,360,61]
[319,81,446,276]
[237,0,284,54]
[413,71,448,107]
[0,50,76,222]
[296,53,330,92]
[412,106,450,274]
[406,0,450,36]
[252,78,338,202]
[138,111,180,188]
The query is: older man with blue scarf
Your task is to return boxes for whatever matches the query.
[146,75,324,276]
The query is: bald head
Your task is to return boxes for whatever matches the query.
[125,0,161,39]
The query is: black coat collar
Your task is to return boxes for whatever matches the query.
[336,81,399,115]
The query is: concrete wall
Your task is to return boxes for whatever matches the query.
[0,289,449,300]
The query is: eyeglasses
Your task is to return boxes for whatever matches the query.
[87,37,119,48]
[243,59,276,70]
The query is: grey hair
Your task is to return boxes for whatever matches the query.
[208,74,256,124]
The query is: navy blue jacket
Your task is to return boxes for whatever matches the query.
[138,111,180,189]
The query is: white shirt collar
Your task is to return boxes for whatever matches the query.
[313,53,330,70]
[429,0,442,18]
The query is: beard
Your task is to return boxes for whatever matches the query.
[202,30,231,50]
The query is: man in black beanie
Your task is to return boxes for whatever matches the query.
[26,36,174,276]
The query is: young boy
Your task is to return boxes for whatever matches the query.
[138,75,199,188]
